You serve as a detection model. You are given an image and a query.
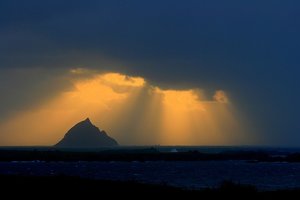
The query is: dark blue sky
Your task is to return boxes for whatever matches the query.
[1,0,300,146]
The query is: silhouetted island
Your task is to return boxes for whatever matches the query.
[55,118,118,148]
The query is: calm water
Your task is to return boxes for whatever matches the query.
[1,161,300,190]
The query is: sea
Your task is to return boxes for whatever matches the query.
[1,146,300,191]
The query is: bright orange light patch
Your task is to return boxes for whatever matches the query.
[155,88,205,111]
[71,75,127,104]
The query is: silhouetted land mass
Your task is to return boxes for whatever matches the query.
[1,175,300,198]
[55,118,118,148]
[1,148,300,162]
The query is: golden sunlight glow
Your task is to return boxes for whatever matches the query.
[156,89,206,111]
[0,69,253,146]
[71,75,127,104]
[155,89,235,145]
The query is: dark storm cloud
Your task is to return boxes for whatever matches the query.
[1,0,300,145]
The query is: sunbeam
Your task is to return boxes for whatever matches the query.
[0,70,253,146]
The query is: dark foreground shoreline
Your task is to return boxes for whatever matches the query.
[0,175,300,197]
[0,148,300,162]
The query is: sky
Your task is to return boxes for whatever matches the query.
[0,0,300,146]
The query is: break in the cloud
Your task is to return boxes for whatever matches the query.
[0,0,300,145]
[0,69,254,146]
